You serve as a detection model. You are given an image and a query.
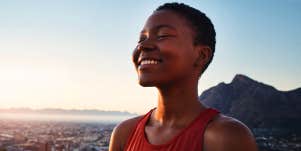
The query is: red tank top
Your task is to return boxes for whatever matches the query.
[124,108,219,151]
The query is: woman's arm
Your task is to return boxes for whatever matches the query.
[109,116,142,151]
[109,125,122,151]
[204,115,258,151]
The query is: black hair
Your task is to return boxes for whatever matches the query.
[156,2,216,74]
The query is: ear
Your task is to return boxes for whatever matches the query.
[194,46,212,69]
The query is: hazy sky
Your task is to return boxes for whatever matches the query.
[0,0,300,114]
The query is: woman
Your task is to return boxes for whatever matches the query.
[109,3,258,151]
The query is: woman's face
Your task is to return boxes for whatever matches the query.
[132,10,199,87]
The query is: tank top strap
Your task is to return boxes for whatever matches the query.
[200,108,220,124]
[195,108,220,133]
[140,108,156,125]
[123,108,155,150]
[197,108,220,150]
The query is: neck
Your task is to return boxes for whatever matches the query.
[153,78,206,126]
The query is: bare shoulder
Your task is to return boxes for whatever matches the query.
[109,115,143,151]
[203,114,258,151]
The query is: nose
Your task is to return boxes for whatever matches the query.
[132,39,156,67]
[136,38,156,52]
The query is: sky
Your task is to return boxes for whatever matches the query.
[0,0,300,114]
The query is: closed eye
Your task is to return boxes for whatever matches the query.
[157,34,175,40]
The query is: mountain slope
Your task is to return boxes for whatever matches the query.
[200,74,301,129]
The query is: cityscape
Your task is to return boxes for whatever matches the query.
[0,120,113,151]
[253,128,301,151]
[1,119,301,151]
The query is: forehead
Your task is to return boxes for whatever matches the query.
[141,10,193,34]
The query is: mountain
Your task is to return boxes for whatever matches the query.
[200,74,301,129]
[0,108,137,116]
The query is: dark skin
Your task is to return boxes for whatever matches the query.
[109,10,258,151]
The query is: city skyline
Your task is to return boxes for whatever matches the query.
[0,0,300,114]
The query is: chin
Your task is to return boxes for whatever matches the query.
[138,74,169,87]
[138,80,156,87]
[138,76,161,87]
[138,78,170,88]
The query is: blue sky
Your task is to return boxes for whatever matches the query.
[0,0,300,113]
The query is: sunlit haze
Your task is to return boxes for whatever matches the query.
[0,0,300,114]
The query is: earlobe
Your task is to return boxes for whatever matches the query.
[200,46,212,65]
[193,53,203,67]
[194,46,212,68]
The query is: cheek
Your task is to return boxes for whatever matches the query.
[160,41,195,67]
[132,47,139,68]
[160,50,195,78]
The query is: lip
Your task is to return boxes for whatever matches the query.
[138,63,158,70]
[137,56,162,66]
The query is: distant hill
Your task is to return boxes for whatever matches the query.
[0,108,137,116]
[200,74,301,129]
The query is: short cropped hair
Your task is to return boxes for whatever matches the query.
[156,3,216,74]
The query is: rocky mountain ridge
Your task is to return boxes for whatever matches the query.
[200,74,301,129]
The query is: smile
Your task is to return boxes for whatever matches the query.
[138,59,162,70]
[140,59,160,65]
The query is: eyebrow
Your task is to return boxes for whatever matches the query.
[140,24,176,34]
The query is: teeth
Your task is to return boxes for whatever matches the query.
[140,59,160,65]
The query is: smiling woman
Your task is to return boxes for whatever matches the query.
[109,2,258,151]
